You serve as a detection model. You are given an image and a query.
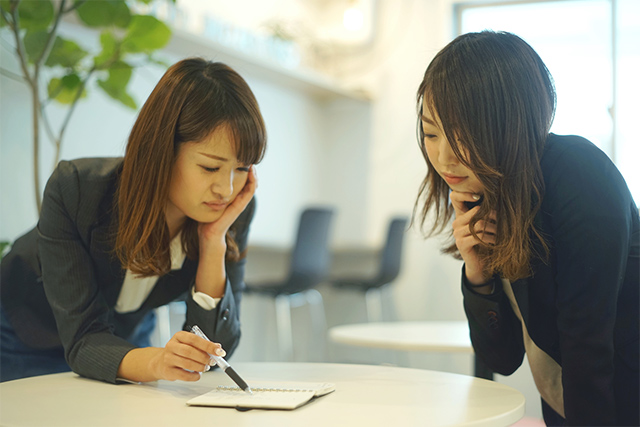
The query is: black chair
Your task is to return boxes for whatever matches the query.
[331,216,408,322]
[244,207,335,361]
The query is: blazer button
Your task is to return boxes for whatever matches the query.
[222,309,230,321]
[487,310,498,329]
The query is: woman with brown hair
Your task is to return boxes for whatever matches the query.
[0,58,267,384]
[415,31,638,426]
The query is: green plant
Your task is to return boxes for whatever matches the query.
[0,240,10,260]
[0,0,173,212]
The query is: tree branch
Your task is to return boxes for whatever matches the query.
[39,104,57,150]
[0,7,13,29]
[35,0,66,67]
[54,67,96,165]
[63,0,87,14]
[8,0,34,88]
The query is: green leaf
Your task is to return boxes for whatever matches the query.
[97,61,137,109]
[75,0,130,28]
[121,15,171,54]
[45,36,88,68]
[93,30,119,69]
[0,240,11,260]
[23,30,49,63]
[47,73,86,104]
[18,0,54,31]
[0,1,9,28]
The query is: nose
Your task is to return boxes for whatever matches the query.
[438,139,459,166]
[212,170,234,198]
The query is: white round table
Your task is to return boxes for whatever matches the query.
[0,362,523,427]
[329,321,493,379]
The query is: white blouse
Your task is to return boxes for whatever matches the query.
[115,233,220,313]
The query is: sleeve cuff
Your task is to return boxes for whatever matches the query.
[461,265,500,296]
[191,286,221,310]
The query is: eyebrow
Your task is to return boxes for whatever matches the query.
[420,114,437,126]
[199,152,229,161]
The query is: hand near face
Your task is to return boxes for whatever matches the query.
[450,191,497,286]
[149,331,226,382]
[198,165,257,249]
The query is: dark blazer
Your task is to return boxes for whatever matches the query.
[461,134,639,426]
[1,158,256,383]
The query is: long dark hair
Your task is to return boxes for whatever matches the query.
[414,31,556,281]
[116,58,267,276]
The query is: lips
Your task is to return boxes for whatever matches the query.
[442,173,468,185]
[204,201,229,211]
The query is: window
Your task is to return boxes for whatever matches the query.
[457,0,639,203]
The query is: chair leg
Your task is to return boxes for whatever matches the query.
[365,287,384,322]
[274,294,294,361]
[305,289,327,361]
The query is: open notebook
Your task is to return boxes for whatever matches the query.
[186,381,336,410]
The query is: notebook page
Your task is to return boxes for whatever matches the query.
[186,381,335,410]
[226,381,336,396]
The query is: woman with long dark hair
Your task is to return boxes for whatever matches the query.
[1,58,267,384]
[415,31,638,426]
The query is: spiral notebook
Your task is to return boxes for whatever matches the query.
[186,381,336,410]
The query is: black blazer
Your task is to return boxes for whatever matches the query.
[1,158,256,383]
[461,134,639,426]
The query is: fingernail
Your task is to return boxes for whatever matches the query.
[205,364,211,372]
[472,194,480,200]
[215,348,226,357]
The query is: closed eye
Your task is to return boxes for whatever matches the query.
[237,166,250,172]
[200,165,219,173]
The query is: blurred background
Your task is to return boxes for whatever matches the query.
[1,0,638,421]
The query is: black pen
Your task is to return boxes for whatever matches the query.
[190,325,253,394]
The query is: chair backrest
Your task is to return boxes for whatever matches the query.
[284,207,335,293]
[374,216,409,286]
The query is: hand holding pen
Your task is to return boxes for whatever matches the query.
[190,325,253,394]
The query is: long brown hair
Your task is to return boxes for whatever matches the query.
[116,58,267,276]
[414,31,556,281]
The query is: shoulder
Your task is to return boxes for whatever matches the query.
[43,158,123,227]
[541,134,611,175]
[542,134,628,192]
[52,157,123,184]
[540,133,636,219]
[48,157,122,194]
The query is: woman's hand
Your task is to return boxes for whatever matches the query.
[117,330,226,382]
[149,331,226,382]
[198,166,258,249]
[450,191,497,288]
[194,166,257,298]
